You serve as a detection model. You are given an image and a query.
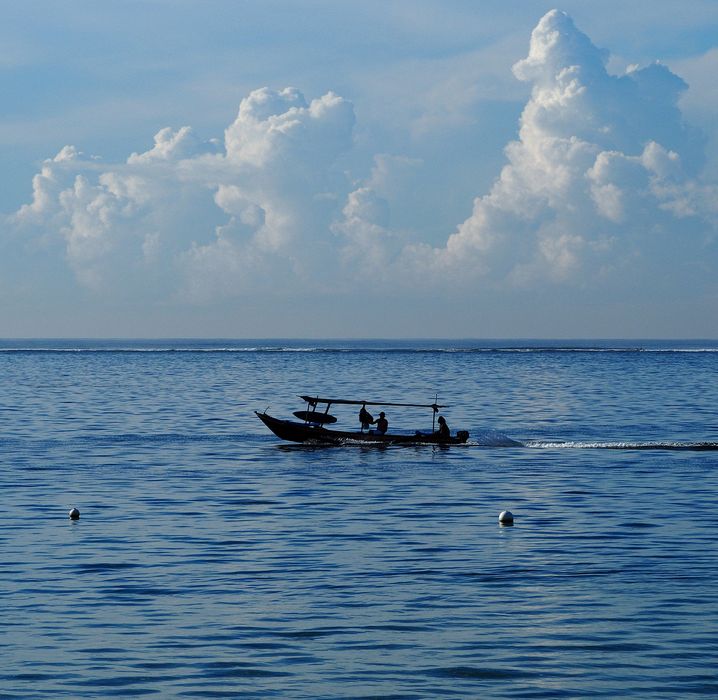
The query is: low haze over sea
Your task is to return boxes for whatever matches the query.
[2,338,717,698]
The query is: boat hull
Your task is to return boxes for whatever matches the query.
[256,411,469,445]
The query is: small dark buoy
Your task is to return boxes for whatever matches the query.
[498,510,514,525]
[69,507,80,520]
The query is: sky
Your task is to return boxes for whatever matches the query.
[2,0,718,338]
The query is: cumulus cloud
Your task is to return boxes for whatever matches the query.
[5,9,717,312]
[11,134,220,290]
[9,87,356,299]
[181,88,355,299]
[334,9,715,291]
[127,125,219,164]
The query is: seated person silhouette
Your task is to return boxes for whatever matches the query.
[375,411,388,435]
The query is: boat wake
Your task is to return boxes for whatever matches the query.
[522,440,718,451]
[469,429,524,447]
[277,436,718,451]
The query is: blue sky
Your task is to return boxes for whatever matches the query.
[2,1,717,337]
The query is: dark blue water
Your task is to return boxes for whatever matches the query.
[2,339,717,698]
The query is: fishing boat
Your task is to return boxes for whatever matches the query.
[256,395,470,445]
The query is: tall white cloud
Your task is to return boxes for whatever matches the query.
[5,9,717,317]
[181,88,355,300]
[336,9,715,292]
[9,87,356,299]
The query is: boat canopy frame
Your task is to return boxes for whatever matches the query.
[299,395,446,411]
[299,394,447,432]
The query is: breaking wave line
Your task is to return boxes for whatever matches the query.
[2,345,718,355]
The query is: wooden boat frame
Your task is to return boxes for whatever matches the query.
[256,395,469,445]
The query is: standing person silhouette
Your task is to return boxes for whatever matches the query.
[436,415,450,439]
[359,404,374,431]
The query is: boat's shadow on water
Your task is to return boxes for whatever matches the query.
[275,441,461,453]
[276,442,428,452]
[275,439,718,451]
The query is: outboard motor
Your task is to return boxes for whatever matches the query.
[456,430,469,442]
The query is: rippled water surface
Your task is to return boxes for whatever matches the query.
[2,339,718,698]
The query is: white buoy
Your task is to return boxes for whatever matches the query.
[69,507,80,520]
[498,510,514,525]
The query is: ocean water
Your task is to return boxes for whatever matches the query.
[2,339,717,698]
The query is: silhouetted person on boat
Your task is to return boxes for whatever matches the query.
[376,411,388,435]
[359,404,374,431]
[436,415,450,439]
